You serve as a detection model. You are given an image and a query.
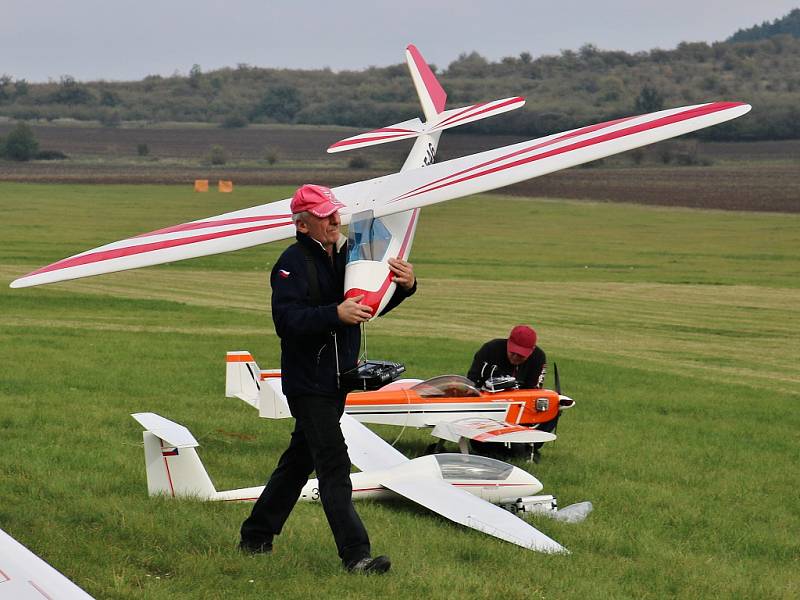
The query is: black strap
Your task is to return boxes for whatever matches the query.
[296,242,321,306]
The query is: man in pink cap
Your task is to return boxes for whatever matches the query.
[239,184,416,573]
[467,325,553,460]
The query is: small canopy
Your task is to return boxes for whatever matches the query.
[411,375,481,398]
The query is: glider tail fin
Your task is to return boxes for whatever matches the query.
[406,43,447,121]
[131,412,217,499]
[225,351,262,408]
[327,44,523,154]
[225,351,291,419]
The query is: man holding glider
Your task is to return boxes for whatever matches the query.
[239,184,416,574]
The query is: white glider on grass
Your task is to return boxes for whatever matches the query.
[0,527,95,599]
[10,44,751,322]
[131,412,574,553]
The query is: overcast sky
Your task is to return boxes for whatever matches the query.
[2,1,797,82]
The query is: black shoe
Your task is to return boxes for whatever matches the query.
[238,539,273,554]
[345,555,391,574]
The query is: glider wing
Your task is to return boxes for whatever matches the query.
[0,527,95,599]
[376,457,567,553]
[340,412,408,472]
[10,102,750,289]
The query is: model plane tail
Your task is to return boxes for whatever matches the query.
[225,351,291,418]
[327,44,525,154]
[131,412,218,499]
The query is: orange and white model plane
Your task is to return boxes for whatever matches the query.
[132,411,580,553]
[226,351,574,455]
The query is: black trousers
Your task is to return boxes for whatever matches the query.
[240,393,370,564]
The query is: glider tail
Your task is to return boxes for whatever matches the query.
[131,412,217,499]
[225,351,291,419]
[327,44,524,155]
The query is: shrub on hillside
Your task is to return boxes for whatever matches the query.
[221,113,248,128]
[209,144,227,165]
[35,149,68,160]
[348,155,371,169]
[3,122,39,161]
[263,147,279,165]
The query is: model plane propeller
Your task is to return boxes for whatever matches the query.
[10,43,751,322]
[132,412,568,553]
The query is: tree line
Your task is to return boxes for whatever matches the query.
[1,13,799,142]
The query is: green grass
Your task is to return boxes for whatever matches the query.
[1,183,798,599]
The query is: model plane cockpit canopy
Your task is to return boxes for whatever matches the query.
[434,454,514,480]
[412,375,481,398]
[347,210,393,263]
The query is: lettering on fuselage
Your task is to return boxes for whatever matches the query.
[423,142,436,166]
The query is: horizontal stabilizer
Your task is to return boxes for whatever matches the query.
[327,118,424,153]
[327,97,525,153]
[432,418,557,444]
[131,412,199,448]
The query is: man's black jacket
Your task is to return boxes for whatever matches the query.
[467,338,546,390]
[271,232,416,399]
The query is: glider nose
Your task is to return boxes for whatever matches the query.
[345,287,384,317]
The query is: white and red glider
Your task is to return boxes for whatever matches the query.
[10,44,750,322]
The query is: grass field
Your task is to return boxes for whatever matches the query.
[1,183,799,599]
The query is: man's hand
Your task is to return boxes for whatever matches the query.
[388,257,416,290]
[337,294,373,324]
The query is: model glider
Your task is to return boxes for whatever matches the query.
[0,527,95,599]
[11,43,751,321]
[225,351,574,455]
[132,412,567,553]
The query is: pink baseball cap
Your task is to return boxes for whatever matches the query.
[507,325,537,358]
[290,184,345,218]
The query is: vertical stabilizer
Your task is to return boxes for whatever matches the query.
[406,44,447,121]
[225,351,261,407]
[132,413,217,499]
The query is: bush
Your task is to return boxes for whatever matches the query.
[348,155,371,169]
[209,144,227,165]
[3,122,39,161]
[35,149,68,160]
[221,113,248,128]
[263,147,279,165]
[137,143,149,157]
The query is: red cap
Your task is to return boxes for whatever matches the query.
[507,325,537,358]
[290,184,345,218]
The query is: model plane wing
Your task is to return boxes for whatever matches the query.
[0,527,95,599]
[376,456,566,553]
[10,101,749,289]
[340,412,408,472]
[432,417,557,444]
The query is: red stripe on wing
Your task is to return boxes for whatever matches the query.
[25,220,294,277]
[390,114,638,204]
[392,103,742,204]
[137,214,292,238]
